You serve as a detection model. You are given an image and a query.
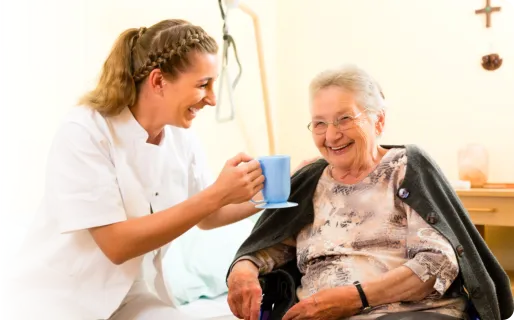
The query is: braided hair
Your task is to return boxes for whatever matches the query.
[79,19,218,117]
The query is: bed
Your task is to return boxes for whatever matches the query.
[0,213,256,320]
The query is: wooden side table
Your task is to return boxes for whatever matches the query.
[456,188,514,293]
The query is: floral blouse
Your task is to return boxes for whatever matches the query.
[238,148,468,319]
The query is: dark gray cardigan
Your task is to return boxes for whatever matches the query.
[229,145,513,320]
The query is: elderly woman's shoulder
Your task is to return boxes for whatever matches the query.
[403,144,440,166]
[291,158,328,179]
[382,144,446,179]
[383,144,436,162]
[384,144,445,179]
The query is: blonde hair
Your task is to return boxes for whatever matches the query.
[79,19,218,116]
[309,64,386,115]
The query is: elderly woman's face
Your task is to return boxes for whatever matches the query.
[310,86,382,170]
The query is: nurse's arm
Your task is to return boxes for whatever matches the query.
[89,185,226,265]
[196,156,321,229]
[196,199,262,230]
[89,152,261,265]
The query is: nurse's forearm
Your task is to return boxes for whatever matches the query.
[197,157,321,230]
[196,157,320,230]
[89,185,224,265]
[197,200,262,230]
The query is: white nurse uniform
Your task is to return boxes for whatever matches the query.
[7,106,213,319]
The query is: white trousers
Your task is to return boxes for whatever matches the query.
[107,294,237,320]
[108,276,195,320]
[108,293,196,320]
[107,278,237,320]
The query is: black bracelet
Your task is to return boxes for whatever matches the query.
[353,281,372,312]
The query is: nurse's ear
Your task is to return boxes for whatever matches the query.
[147,69,166,95]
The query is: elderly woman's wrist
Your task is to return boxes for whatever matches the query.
[347,285,366,313]
[327,286,363,315]
[232,259,260,276]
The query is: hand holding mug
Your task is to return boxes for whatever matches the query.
[250,155,298,209]
[214,153,265,206]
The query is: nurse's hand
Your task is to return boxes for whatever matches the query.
[214,153,264,206]
[227,260,262,320]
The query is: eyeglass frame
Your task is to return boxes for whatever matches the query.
[307,112,364,135]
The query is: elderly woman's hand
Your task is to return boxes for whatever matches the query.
[282,286,362,320]
[227,260,262,320]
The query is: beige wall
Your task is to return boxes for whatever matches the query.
[274,0,514,268]
[0,0,278,259]
[275,0,514,182]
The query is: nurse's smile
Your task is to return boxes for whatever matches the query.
[188,107,201,117]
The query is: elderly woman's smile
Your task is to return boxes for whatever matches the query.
[325,141,354,153]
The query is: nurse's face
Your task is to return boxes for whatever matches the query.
[158,52,218,128]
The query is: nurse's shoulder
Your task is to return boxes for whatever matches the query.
[48,105,114,165]
[57,105,113,141]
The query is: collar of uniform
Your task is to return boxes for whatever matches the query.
[110,106,150,142]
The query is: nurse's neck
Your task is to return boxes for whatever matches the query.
[129,105,164,146]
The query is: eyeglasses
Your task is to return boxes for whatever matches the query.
[307,112,363,135]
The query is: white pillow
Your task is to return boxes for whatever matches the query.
[163,218,255,305]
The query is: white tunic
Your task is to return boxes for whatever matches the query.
[6,106,213,319]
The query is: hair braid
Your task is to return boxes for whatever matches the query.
[79,19,218,116]
[132,28,209,82]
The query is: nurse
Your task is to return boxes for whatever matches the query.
[7,19,267,320]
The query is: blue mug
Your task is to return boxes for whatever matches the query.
[251,155,298,209]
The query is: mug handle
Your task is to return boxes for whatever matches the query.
[250,199,266,205]
[250,195,266,205]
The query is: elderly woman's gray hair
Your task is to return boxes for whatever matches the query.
[309,64,386,115]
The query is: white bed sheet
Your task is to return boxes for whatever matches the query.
[178,294,237,319]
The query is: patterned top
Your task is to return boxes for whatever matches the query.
[239,148,468,319]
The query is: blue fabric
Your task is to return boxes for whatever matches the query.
[163,218,255,305]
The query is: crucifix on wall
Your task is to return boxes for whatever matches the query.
[475,0,503,71]
[475,0,501,28]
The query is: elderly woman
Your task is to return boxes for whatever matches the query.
[226,65,513,320]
